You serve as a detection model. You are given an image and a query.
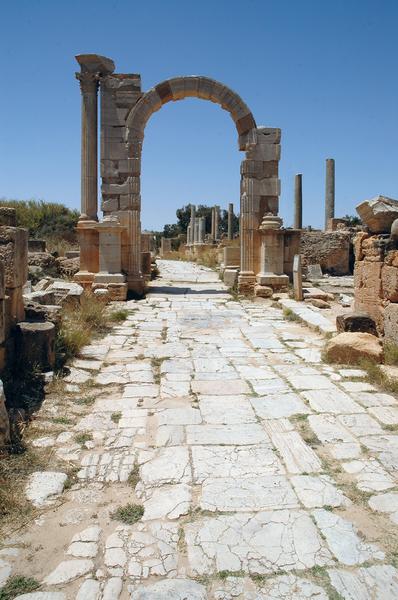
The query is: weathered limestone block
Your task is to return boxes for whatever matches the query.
[336,313,378,336]
[357,195,398,233]
[91,282,127,301]
[353,231,369,261]
[47,281,84,305]
[223,268,239,287]
[16,321,56,371]
[0,207,17,226]
[0,379,10,449]
[384,303,398,344]
[223,246,240,267]
[141,251,151,276]
[0,226,28,289]
[300,231,351,275]
[354,261,384,331]
[362,236,386,262]
[382,265,398,302]
[324,332,383,364]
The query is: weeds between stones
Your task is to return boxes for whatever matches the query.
[109,308,129,322]
[359,359,398,395]
[0,575,40,600]
[74,432,93,446]
[384,341,398,366]
[282,307,301,322]
[111,503,144,525]
[111,411,122,423]
[128,463,140,488]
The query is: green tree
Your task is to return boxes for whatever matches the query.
[0,198,79,242]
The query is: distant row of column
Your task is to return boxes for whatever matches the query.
[186,203,235,245]
[293,158,335,231]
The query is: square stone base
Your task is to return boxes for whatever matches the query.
[93,273,126,284]
[256,273,289,289]
[91,282,128,301]
[238,272,256,295]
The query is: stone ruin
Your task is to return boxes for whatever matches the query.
[351,196,398,342]
[0,208,86,450]
[74,53,298,297]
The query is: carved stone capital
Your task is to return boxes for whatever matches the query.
[75,71,100,94]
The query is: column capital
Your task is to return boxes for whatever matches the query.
[75,71,100,94]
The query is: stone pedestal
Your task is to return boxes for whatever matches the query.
[93,218,127,300]
[256,214,289,294]
[74,220,99,287]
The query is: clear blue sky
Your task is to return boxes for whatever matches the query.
[0,0,397,230]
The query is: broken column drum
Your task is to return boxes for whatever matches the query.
[75,54,283,295]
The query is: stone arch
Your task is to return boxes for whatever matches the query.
[125,76,257,145]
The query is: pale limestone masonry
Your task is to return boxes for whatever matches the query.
[74,54,289,295]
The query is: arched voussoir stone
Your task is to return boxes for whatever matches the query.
[126,75,256,142]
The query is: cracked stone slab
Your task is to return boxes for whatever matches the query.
[368,406,398,425]
[78,451,135,482]
[301,389,364,414]
[43,559,94,585]
[312,509,385,565]
[122,384,159,398]
[251,393,309,419]
[139,483,191,520]
[139,446,192,486]
[130,579,207,599]
[199,475,299,511]
[185,510,332,576]
[25,472,67,507]
[191,379,251,395]
[126,521,179,579]
[199,396,257,424]
[291,475,351,508]
[337,413,384,437]
[328,564,398,600]
[368,491,398,523]
[270,431,322,473]
[284,374,336,390]
[192,445,283,482]
[342,458,396,492]
[186,423,269,445]
[356,392,398,408]
[157,407,201,425]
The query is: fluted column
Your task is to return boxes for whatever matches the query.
[294,174,302,229]
[76,71,99,222]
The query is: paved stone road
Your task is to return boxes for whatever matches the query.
[2,260,398,599]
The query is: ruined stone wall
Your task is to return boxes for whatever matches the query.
[299,230,352,275]
[354,232,398,339]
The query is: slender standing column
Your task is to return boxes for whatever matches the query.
[199,217,206,243]
[294,174,303,229]
[211,207,215,241]
[214,205,220,241]
[76,71,99,222]
[228,203,234,240]
[190,204,196,246]
[325,158,335,230]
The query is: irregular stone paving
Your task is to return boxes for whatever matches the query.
[2,259,398,599]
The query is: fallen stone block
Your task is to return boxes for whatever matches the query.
[16,321,56,371]
[324,332,383,364]
[336,313,378,336]
[356,195,398,233]
[307,298,330,309]
[26,471,67,507]
[47,280,83,305]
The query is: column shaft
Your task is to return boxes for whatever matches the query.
[325,158,335,229]
[294,174,302,229]
[77,73,99,221]
[228,203,234,240]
